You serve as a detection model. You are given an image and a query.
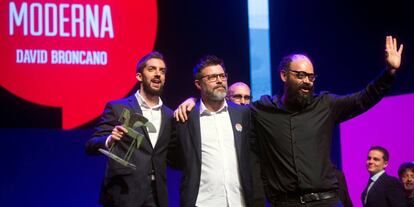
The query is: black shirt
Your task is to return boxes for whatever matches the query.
[250,70,394,194]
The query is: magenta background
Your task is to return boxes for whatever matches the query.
[340,93,414,207]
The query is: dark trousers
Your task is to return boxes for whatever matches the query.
[141,181,159,207]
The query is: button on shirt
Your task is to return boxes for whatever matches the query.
[196,101,245,207]
[135,91,162,147]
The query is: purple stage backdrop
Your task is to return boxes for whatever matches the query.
[341,93,414,207]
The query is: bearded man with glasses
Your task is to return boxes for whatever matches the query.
[168,55,255,207]
[174,36,404,207]
[250,36,403,207]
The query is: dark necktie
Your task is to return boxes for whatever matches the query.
[364,178,373,204]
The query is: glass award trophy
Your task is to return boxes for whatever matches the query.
[99,108,156,170]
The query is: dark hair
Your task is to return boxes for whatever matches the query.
[136,51,165,73]
[369,146,389,162]
[193,55,226,79]
[398,162,414,179]
[278,53,311,72]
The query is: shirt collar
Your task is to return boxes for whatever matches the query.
[135,90,163,109]
[199,99,228,115]
[370,170,385,182]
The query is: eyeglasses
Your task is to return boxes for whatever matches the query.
[288,70,317,82]
[229,94,252,101]
[199,73,228,82]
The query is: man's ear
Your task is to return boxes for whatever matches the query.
[280,70,288,83]
[136,73,142,82]
[384,161,389,168]
[195,80,201,90]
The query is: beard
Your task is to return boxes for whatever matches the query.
[203,84,227,102]
[142,76,164,96]
[285,80,314,109]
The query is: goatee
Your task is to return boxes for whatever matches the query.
[205,85,227,101]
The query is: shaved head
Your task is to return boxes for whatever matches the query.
[279,53,315,110]
[229,82,250,93]
[227,82,251,105]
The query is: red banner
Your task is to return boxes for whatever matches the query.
[0,0,158,129]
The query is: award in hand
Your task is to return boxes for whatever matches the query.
[99,108,156,170]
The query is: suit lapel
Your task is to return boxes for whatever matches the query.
[153,106,168,150]
[127,95,153,150]
[365,173,386,205]
[189,102,202,162]
[362,183,369,205]
[227,102,243,163]
[369,173,385,195]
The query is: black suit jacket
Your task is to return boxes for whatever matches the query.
[170,100,254,207]
[86,95,173,207]
[361,172,407,207]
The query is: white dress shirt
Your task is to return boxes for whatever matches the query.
[105,91,162,148]
[196,100,245,207]
[135,91,163,147]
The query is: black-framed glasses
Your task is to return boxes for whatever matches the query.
[229,94,252,101]
[288,69,317,82]
[199,73,228,82]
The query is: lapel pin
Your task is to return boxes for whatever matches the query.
[235,123,243,132]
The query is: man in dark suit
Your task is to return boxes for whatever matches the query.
[361,146,407,207]
[170,55,253,207]
[86,51,173,207]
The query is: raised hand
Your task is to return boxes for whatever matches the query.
[385,35,404,72]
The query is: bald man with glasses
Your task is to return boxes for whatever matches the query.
[227,82,252,105]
